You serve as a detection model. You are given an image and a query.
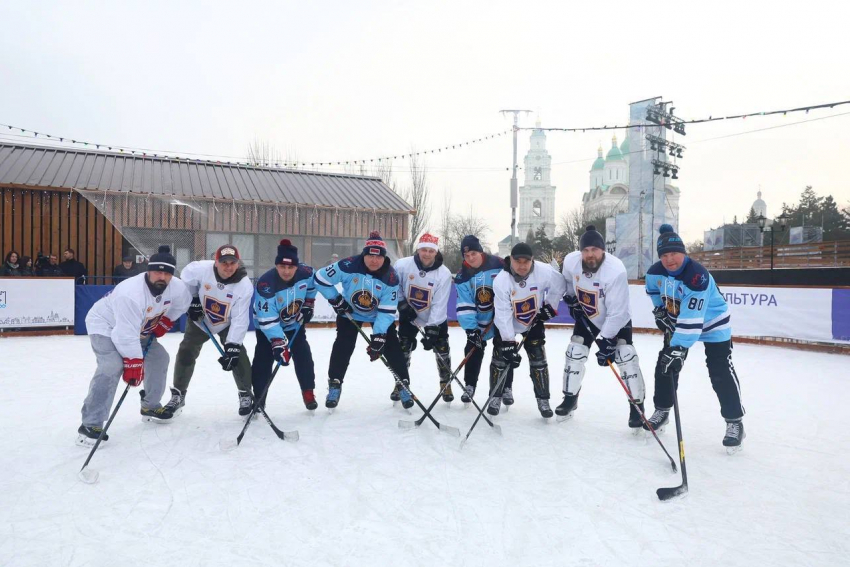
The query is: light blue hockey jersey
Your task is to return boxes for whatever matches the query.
[454,254,504,341]
[253,265,316,340]
[645,257,731,348]
[314,255,399,334]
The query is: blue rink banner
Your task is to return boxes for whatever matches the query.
[71,282,849,343]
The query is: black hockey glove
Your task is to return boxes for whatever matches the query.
[329,295,352,316]
[465,328,484,350]
[564,294,584,323]
[271,337,291,366]
[397,300,418,324]
[498,340,522,369]
[367,333,387,362]
[653,306,675,336]
[595,336,617,367]
[297,298,315,325]
[421,325,441,351]
[538,303,558,322]
[218,342,242,372]
[188,296,204,321]
[659,345,688,375]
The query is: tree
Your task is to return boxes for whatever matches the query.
[686,240,704,254]
[246,138,297,168]
[437,193,489,273]
[745,207,759,223]
[402,152,432,254]
[529,224,553,258]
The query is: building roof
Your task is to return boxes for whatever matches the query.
[0,143,413,213]
[591,146,605,171]
[619,135,630,157]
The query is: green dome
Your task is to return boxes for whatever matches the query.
[591,145,605,171]
[619,135,630,157]
[606,136,623,161]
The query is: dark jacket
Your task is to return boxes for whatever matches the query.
[60,259,87,284]
[1,262,22,276]
[38,264,65,277]
[112,264,139,284]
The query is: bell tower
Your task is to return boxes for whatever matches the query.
[517,118,556,239]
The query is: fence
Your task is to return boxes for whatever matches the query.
[690,240,850,270]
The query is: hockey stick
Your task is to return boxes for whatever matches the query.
[459,317,538,449]
[399,323,499,434]
[657,332,688,501]
[342,313,460,437]
[606,361,677,472]
[209,322,302,450]
[79,335,155,484]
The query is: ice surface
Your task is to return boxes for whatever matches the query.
[1,328,848,567]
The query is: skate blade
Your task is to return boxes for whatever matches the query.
[75,435,101,448]
[78,468,99,484]
[443,401,452,408]
[461,401,471,407]
[327,408,335,414]
[140,416,173,424]
[555,413,574,423]
[502,405,510,413]
[725,445,743,455]
[630,427,643,437]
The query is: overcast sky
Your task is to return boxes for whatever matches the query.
[2,0,848,249]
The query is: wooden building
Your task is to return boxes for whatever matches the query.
[0,143,412,280]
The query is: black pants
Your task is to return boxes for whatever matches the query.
[573,317,634,346]
[328,316,409,383]
[492,321,548,398]
[252,328,316,403]
[653,339,745,421]
[398,320,451,382]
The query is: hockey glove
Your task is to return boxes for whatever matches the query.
[397,300,418,324]
[297,298,315,325]
[188,296,204,321]
[218,342,242,372]
[653,306,675,335]
[367,333,387,362]
[465,328,484,350]
[659,345,688,375]
[538,303,558,322]
[421,325,441,351]
[564,294,584,323]
[498,341,522,369]
[122,357,144,386]
[151,316,174,338]
[329,295,352,316]
[271,337,291,366]
[595,336,617,366]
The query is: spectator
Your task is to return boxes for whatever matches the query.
[19,256,34,276]
[112,255,139,284]
[38,254,65,277]
[60,248,87,284]
[1,250,22,276]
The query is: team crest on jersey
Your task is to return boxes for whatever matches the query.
[140,313,164,337]
[409,274,415,280]
[217,283,225,290]
[418,270,426,278]
[350,290,377,313]
[353,278,359,284]
[578,289,599,318]
[512,296,538,326]
[691,273,707,287]
[204,284,212,291]
[204,296,231,324]
[407,285,431,312]
[280,299,303,324]
[146,306,153,313]
[664,297,681,318]
[475,286,495,311]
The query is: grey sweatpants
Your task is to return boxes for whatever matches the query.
[80,334,170,427]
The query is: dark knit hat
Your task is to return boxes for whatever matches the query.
[362,231,387,257]
[510,242,534,260]
[657,224,687,256]
[148,245,176,274]
[460,235,483,255]
[579,225,605,251]
[275,239,299,265]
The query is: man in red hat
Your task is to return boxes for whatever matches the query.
[393,233,455,403]
[164,244,255,417]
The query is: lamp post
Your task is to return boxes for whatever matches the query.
[757,214,789,270]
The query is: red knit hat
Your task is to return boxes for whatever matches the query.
[363,231,387,257]
[416,233,439,251]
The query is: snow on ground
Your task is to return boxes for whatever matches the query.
[0,327,848,567]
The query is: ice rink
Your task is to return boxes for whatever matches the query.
[1,326,848,567]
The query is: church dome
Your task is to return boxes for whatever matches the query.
[591,144,605,171]
[606,135,623,161]
[751,190,767,218]
[619,135,630,157]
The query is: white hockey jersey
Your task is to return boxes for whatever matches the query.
[493,260,566,339]
[179,260,254,345]
[393,254,453,327]
[561,251,631,339]
[85,273,191,359]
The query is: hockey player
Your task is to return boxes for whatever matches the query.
[315,231,410,409]
[77,245,191,446]
[645,224,745,452]
[557,225,647,430]
[394,233,454,403]
[164,244,254,417]
[453,235,507,404]
[491,242,566,418]
[252,239,318,411]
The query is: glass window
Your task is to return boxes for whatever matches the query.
[312,238,334,268]
[258,235,304,270]
[232,234,255,277]
[206,233,229,260]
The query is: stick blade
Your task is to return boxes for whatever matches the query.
[439,424,461,437]
[284,430,300,442]
[656,484,688,501]
[491,423,503,436]
[398,419,419,430]
[219,438,239,452]
[78,468,99,484]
